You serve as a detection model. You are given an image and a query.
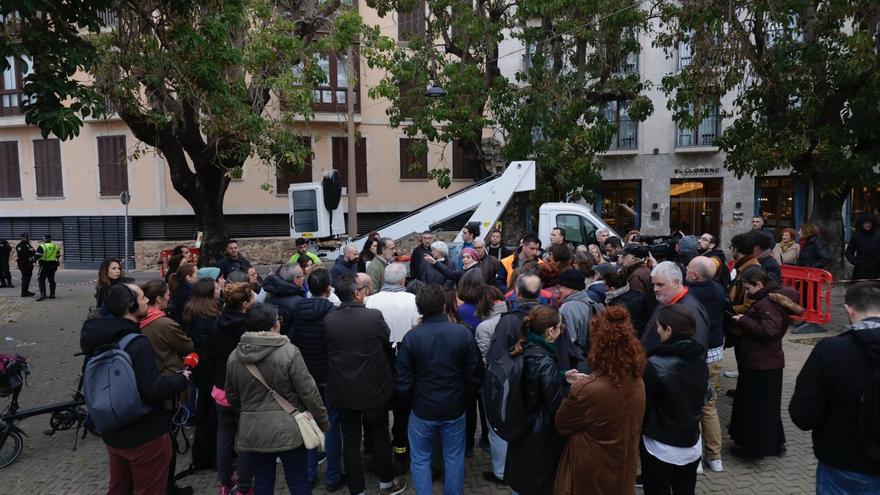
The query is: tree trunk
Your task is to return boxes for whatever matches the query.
[463,125,490,180]
[809,186,848,279]
[188,161,231,266]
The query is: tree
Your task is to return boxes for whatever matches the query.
[363,0,654,204]
[1,0,360,263]
[656,0,880,276]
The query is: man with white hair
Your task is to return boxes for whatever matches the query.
[641,261,709,352]
[366,263,421,476]
[331,243,359,284]
[596,228,610,247]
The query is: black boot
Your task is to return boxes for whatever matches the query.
[37,293,47,301]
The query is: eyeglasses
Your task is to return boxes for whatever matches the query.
[356,284,370,291]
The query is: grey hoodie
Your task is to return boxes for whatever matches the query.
[225,332,329,453]
[560,290,604,351]
[475,300,509,363]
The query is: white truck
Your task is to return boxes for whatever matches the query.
[288,160,618,257]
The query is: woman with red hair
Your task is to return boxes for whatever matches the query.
[554,306,646,495]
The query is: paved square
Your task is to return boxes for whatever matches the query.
[0,270,846,493]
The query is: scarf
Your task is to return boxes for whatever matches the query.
[380,284,407,293]
[778,239,795,253]
[605,284,631,303]
[525,331,557,355]
[139,306,165,329]
[799,237,813,248]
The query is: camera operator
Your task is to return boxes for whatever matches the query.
[619,243,657,314]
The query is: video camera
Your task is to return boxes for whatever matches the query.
[631,233,682,261]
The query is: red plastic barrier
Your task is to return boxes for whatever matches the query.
[779,265,832,325]
[159,247,200,278]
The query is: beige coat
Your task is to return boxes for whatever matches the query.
[772,242,800,265]
[225,332,329,453]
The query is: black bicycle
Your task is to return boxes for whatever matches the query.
[0,354,99,468]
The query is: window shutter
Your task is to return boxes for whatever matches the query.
[276,136,313,194]
[452,140,476,180]
[398,2,426,41]
[97,135,128,196]
[33,138,63,197]
[399,138,427,179]
[332,136,368,194]
[0,141,21,198]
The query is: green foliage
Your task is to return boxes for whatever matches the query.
[363,0,654,204]
[655,0,880,192]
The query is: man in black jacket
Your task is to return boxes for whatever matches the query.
[15,233,36,297]
[396,284,481,495]
[80,283,190,495]
[749,231,781,284]
[0,238,12,288]
[330,244,359,284]
[325,273,406,495]
[408,231,434,282]
[262,263,305,335]
[685,256,728,472]
[642,261,710,353]
[751,215,776,251]
[641,304,709,495]
[790,282,880,491]
[845,214,880,281]
[215,239,252,278]
[291,268,343,490]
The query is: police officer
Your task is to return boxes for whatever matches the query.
[15,233,36,297]
[35,234,60,301]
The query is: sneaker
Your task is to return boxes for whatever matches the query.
[696,461,704,475]
[482,471,507,485]
[722,370,739,378]
[707,459,723,472]
[326,474,347,493]
[378,479,407,495]
[635,474,643,488]
[317,452,327,465]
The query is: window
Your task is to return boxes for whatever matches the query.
[757,176,795,237]
[399,138,428,179]
[678,41,692,69]
[851,185,880,234]
[614,51,639,75]
[669,178,722,236]
[603,100,637,150]
[313,51,360,113]
[0,141,21,198]
[33,138,63,197]
[452,140,478,180]
[276,136,313,195]
[398,78,420,119]
[97,135,128,196]
[398,1,426,41]
[556,214,598,247]
[677,105,720,147]
[331,136,367,194]
[1,55,32,116]
[599,180,640,233]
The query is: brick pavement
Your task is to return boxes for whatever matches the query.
[0,272,852,494]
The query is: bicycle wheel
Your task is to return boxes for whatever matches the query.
[0,430,24,469]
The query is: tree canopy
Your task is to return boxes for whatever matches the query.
[656,0,880,274]
[2,0,360,262]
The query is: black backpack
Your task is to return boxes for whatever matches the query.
[483,346,536,442]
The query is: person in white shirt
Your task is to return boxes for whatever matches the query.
[365,262,421,474]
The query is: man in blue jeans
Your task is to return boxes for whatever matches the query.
[790,282,880,493]
[396,284,482,494]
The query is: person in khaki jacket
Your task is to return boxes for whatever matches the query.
[140,280,195,378]
[225,303,329,494]
[139,279,196,495]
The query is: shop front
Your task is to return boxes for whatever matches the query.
[669,177,723,238]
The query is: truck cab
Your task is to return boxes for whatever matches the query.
[538,203,617,249]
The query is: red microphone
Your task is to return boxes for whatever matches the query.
[183,353,199,371]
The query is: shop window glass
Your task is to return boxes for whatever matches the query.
[669,178,722,237]
[758,177,795,239]
[599,180,640,233]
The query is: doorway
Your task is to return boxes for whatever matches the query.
[669,178,723,237]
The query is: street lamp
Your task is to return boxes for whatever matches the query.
[425,84,447,98]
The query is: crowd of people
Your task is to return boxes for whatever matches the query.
[65,212,880,495]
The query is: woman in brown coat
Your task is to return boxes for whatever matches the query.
[554,306,646,495]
